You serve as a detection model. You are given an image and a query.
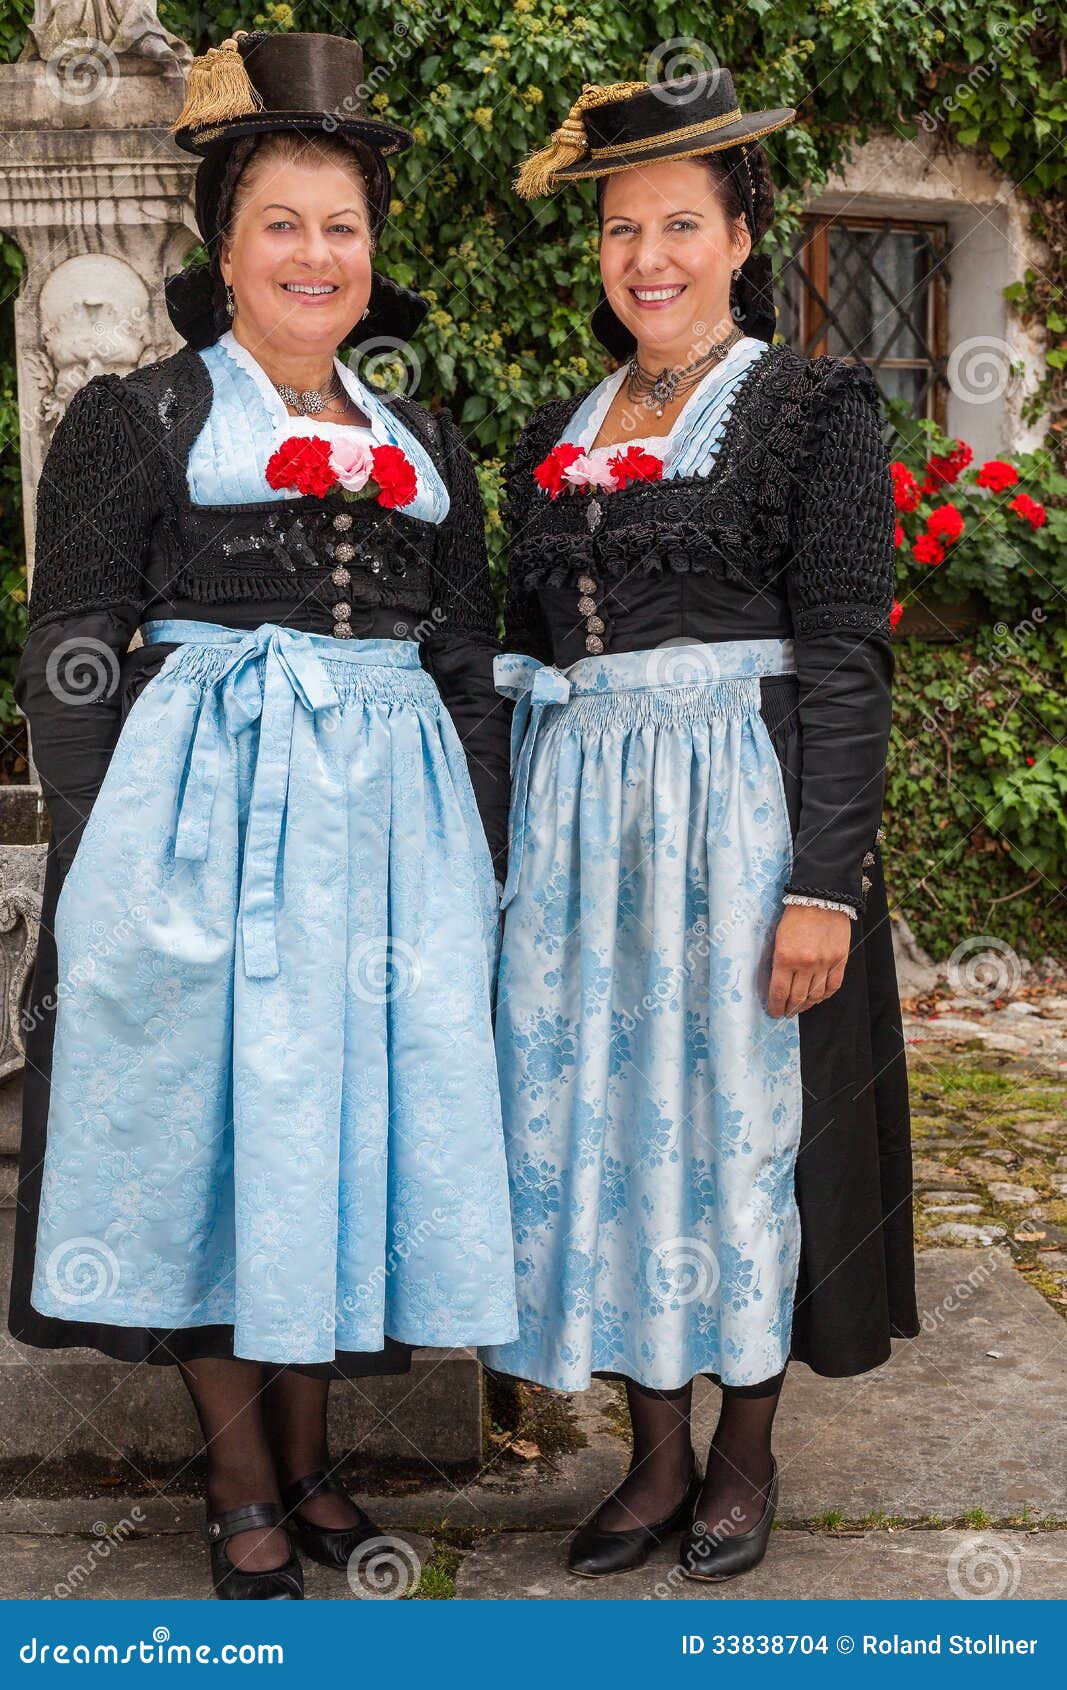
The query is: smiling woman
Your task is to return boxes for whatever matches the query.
[481,69,918,1588]
[9,27,518,1603]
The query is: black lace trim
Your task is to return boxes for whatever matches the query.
[29,345,494,638]
[502,347,896,636]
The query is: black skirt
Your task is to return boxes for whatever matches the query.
[761,675,920,1375]
[6,647,413,1382]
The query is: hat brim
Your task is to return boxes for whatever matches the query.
[552,107,796,180]
[174,112,415,160]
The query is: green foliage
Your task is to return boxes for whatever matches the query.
[887,622,1067,958]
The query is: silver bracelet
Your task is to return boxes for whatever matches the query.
[782,894,859,920]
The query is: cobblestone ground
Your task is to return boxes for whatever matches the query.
[903,987,1067,1317]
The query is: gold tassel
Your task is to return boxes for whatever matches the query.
[171,31,264,135]
[514,80,649,198]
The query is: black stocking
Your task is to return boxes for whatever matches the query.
[596,1380,694,1532]
[693,1365,787,1539]
[177,1356,289,1573]
[262,1367,364,1530]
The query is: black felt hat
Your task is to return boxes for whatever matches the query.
[164,29,428,353]
[171,30,414,161]
[514,70,794,196]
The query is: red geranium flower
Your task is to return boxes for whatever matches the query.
[913,533,945,566]
[608,446,664,488]
[370,443,418,509]
[265,435,338,499]
[534,443,585,497]
[890,461,921,513]
[976,458,1019,493]
[889,600,904,630]
[921,441,973,491]
[893,520,905,548]
[926,503,965,545]
[1007,492,1047,529]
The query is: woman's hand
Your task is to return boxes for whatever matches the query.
[767,903,852,1017]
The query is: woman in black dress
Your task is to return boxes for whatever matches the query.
[9,30,515,1598]
[480,71,920,1581]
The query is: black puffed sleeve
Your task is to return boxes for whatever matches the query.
[784,358,896,914]
[501,405,559,663]
[422,405,512,873]
[15,376,155,875]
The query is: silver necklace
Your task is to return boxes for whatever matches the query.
[626,325,744,417]
[271,370,345,416]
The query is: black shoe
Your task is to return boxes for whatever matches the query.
[281,1469,383,1571]
[567,1459,703,1578]
[204,1501,304,1600]
[678,1454,779,1582]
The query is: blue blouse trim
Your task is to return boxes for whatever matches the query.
[187,330,449,523]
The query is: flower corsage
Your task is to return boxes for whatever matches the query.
[533,442,664,498]
[265,436,419,509]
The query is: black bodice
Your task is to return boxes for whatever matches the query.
[17,343,511,875]
[498,345,899,914]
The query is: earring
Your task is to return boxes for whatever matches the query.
[225,283,235,318]
[732,267,742,280]
[361,306,369,320]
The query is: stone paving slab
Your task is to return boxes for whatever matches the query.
[0,1529,431,1602]
[691,1248,1067,1523]
[455,1529,1067,1602]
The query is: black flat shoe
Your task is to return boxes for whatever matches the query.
[678,1453,779,1582]
[204,1501,304,1600]
[567,1459,703,1578]
[281,1469,383,1571]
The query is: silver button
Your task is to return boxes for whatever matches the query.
[586,615,605,635]
[585,634,604,654]
[331,565,351,586]
[333,622,353,639]
[333,602,352,621]
[334,542,356,563]
[577,574,598,594]
[208,1523,221,1539]
[578,595,597,616]
[333,512,353,531]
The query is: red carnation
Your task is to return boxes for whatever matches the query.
[913,533,945,566]
[608,446,664,488]
[976,458,1019,493]
[889,600,904,630]
[265,435,338,498]
[370,443,418,509]
[890,461,921,513]
[1007,493,1047,529]
[926,503,965,545]
[534,443,584,498]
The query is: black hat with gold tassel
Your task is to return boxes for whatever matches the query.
[164,29,428,353]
